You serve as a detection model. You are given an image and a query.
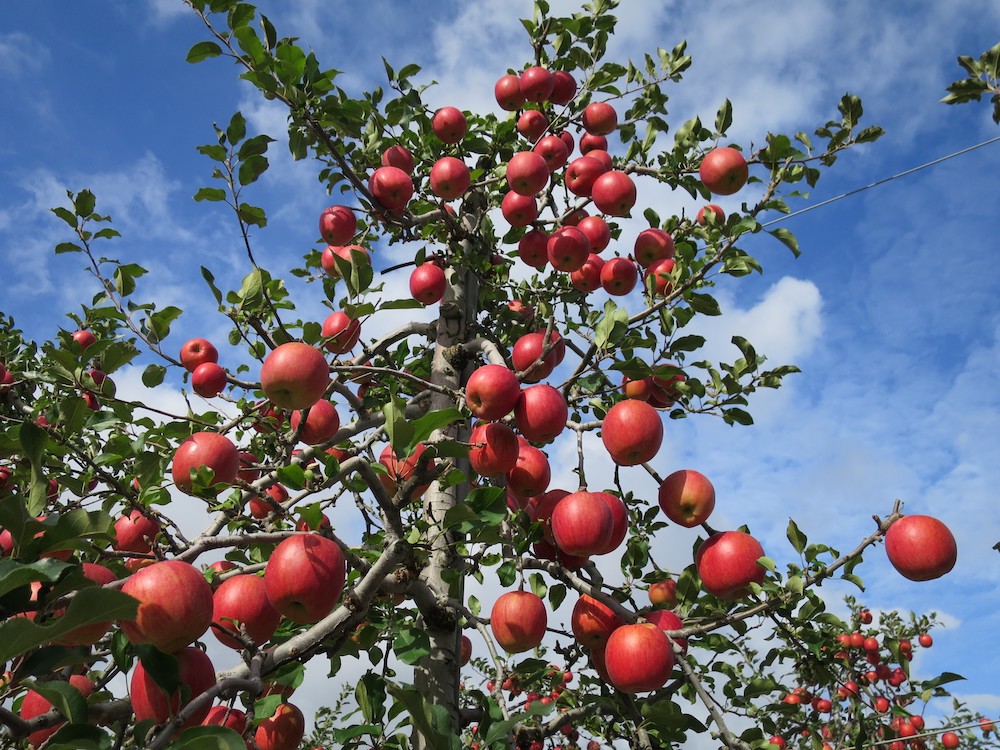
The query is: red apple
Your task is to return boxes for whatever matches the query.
[648,579,677,607]
[576,215,611,252]
[600,257,638,296]
[378,443,435,498]
[290,399,341,445]
[564,156,607,197]
[131,646,215,727]
[432,106,467,144]
[265,534,346,624]
[321,244,370,278]
[644,608,688,653]
[571,594,624,649]
[255,702,306,750]
[260,342,331,410]
[490,591,547,653]
[582,102,618,136]
[506,151,550,197]
[580,133,608,154]
[429,156,471,200]
[884,515,957,581]
[495,74,525,111]
[695,530,767,600]
[551,491,614,557]
[549,70,577,105]
[514,383,567,443]
[604,622,674,693]
[113,510,160,554]
[211,573,282,650]
[180,338,219,372]
[512,331,558,381]
[571,253,605,293]
[595,491,628,554]
[517,109,549,142]
[369,165,414,210]
[699,146,749,196]
[697,203,726,225]
[172,431,240,495]
[21,674,95,747]
[518,229,549,269]
[527,488,570,544]
[519,66,554,103]
[71,329,97,351]
[202,705,247,733]
[501,191,538,227]
[658,469,716,527]
[465,364,521,421]
[645,258,676,297]
[534,135,570,171]
[321,311,362,355]
[121,559,214,652]
[601,399,663,466]
[557,129,575,157]
[469,421,519,477]
[410,262,448,305]
[191,361,227,398]
[547,226,591,273]
[633,228,675,268]
[506,439,551,499]
[460,634,472,666]
[381,144,415,174]
[318,205,357,245]
[591,170,636,216]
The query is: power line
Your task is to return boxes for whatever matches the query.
[762,135,1000,227]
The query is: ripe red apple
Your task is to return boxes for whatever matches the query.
[260,342,331,410]
[518,229,549,269]
[506,439,551,499]
[321,311,362,355]
[696,530,767,600]
[495,73,525,111]
[884,514,957,581]
[558,129,575,156]
[501,191,538,227]
[527,488,569,544]
[633,228,675,268]
[517,109,549,142]
[604,623,674,693]
[534,135,570,171]
[506,151,550,196]
[648,366,685,408]
[465,364,521,421]
[512,331,558,381]
[21,674,95,747]
[460,634,472,666]
[265,534,346,624]
[519,66,554,103]
[570,594,624,648]
[658,469,716,527]
[571,253,605,293]
[565,156,607,197]
[549,70,577,105]
[381,144,415,174]
[191,361,227,398]
[410,262,447,304]
[591,170,637,216]
[576,215,611,253]
[202,705,247,733]
[255,702,306,750]
[507,299,534,323]
[600,257,638,296]
[551,491,614,557]
[290,399,340,445]
[131,646,215,727]
[121,559,214,652]
[547,226,591,273]
[699,146,749,196]
[378,443,435,498]
[514,383,568,443]
[582,101,618,136]
[432,106,467,144]
[697,203,726,225]
[429,156,471,200]
[490,591,547,653]
[644,608,688,653]
[368,165,414,210]
[580,133,608,154]
[601,399,663,466]
[211,573,282,650]
[172,431,240,495]
[113,509,160,554]
[648,579,677,607]
[180,338,219,372]
[318,205,357,245]
[71,329,97,351]
[469,421,519,477]
[595,491,628,554]
[321,243,370,278]
[645,258,676,297]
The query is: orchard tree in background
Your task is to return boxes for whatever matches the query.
[0,2,994,749]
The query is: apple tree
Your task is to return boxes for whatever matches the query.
[0,2,989,750]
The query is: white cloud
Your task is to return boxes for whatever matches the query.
[0,31,49,75]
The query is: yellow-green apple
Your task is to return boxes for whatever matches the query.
[429,156,470,200]
[191,361,227,398]
[368,166,414,210]
[601,399,663,466]
[318,205,357,245]
[697,203,726,225]
[431,106,467,144]
[534,135,569,171]
[604,623,674,693]
[255,702,306,750]
[695,530,767,600]
[648,579,677,607]
[591,170,636,216]
[321,311,362,355]
[113,509,160,554]
[320,244,370,278]
[658,469,716,527]
[551,490,614,557]
[465,364,522,421]
[519,66,554,103]
[21,674,95,747]
[580,133,608,153]
[645,258,676,297]
[699,146,749,195]
[644,608,688,653]
[490,590,547,653]
[131,646,215,727]
[172,431,240,495]
[469,421,520,477]
[495,73,525,111]
[600,257,638,296]
[565,155,607,197]
[570,594,624,649]
[381,144,414,174]
[633,228,675,268]
[409,262,447,305]
[506,438,551,499]
[121,559,214,652]
[290,399,340,445]
[547,226,591,272]
[260,342,330,410]
[180,338,219,372]
[884,514,957,581]
[582,101,618,135]
[506,151,550,196]
[518,229,549,269]
[264,534,346,624]
[501,191,538,227]
[211,573,282,649]
[577,215,611,252]
[549,70,577,105]
[571,253,605,293]
[514,383,567,443]
[517,109,548,142]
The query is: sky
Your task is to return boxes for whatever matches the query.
[1,0,999,739]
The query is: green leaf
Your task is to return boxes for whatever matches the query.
[21,678,89,725]
[386,683,455,750]
[186,41,224,63]
[194,187,227,202]
[171,725,250,750]
[594,300,630,349]
[51,206,78,228]
[74,189,96,217]
[252,694,283,722]
[54,242,83,254]
[382,398,414,454]
[237,154,269,186]
[393,625,431,666]
[226,111,246,145]
[408,408,463,450]
[786,519,807,554]
[714,98,733,135]
[768,227,800,257]
[142,364,166,387]
[356,672,386,724]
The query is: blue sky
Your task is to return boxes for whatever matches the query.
[1,0,998,733]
